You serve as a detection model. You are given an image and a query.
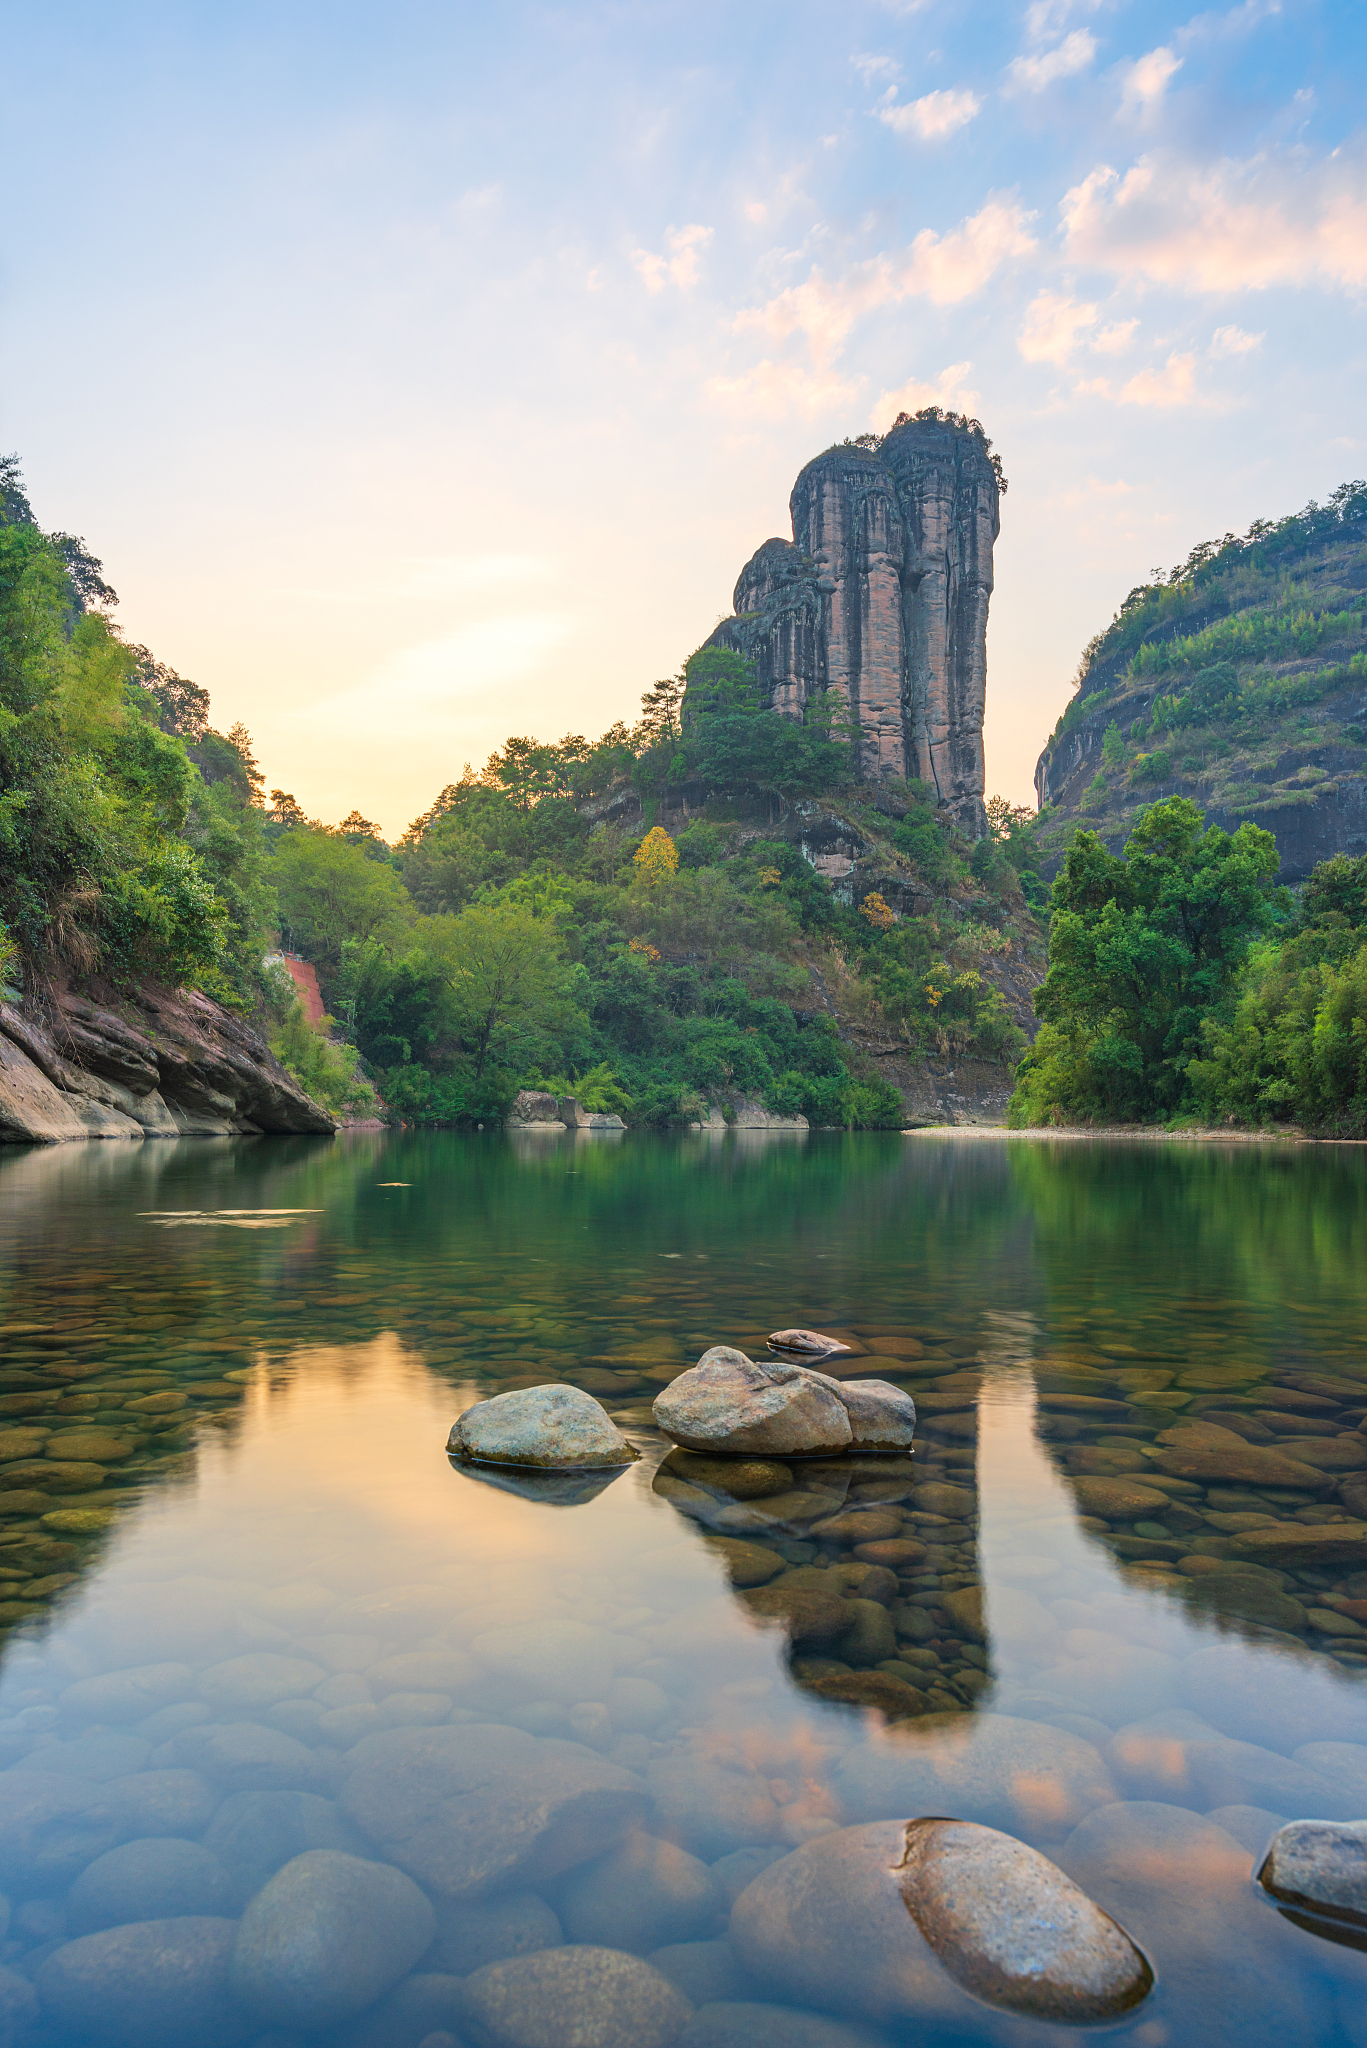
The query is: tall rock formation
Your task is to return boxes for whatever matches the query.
[699,413,1001,833]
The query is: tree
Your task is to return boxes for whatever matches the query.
[1010,797,1283,1124]
[428,904,586,1078]
[634,827,679,884]
[1102,721,1125,770]
[271,828,415,965]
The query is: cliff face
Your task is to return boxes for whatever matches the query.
[1033,493,1367,884]
[0,983,336,1144]
[702,416,999,834]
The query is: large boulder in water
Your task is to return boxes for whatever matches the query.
[653,1350,852,1457]
[807,1375,915,1453]
[449,1385,638,1471]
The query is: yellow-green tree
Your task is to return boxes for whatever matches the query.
[634,826,679,884]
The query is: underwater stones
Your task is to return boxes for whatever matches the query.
[1106,1711,1353,1817]
[801,1671,929,1719]
[809,1508,902,1543]
[768,1330,852,1359]
[36,1917,244,2048]
[807,1378,915,1454]
[835,1715,1116,1841]
[426,1891,564,1975]
[461,1945,693,2048]
[170,1721,327,1793]
[474,1619,642,1703]
[648,1941,749,2006]
[911,1482,975,1519]
[1071,1477,1173,1519]
[230,1849,435,2028]
[853,1538,925,1567]
[556,1829,726,1953]
[1228,1521,1367,1568]
[340,1724,648,1899]
[101,1769,219,1842]
[450,1385,638,1472]
[205,1790,369,1909]
[1259,1819,1367,1924]
[199,1653,328,1713]
[837,1598,898,1667]
[741,1579,851,1645]
[942,1587,986,1643]
[702,1537,785,1587]
[1153,1421,1334,1493]
[68,1835,234,1933]
[646,1755,782,1861]
[1181,1642,1367,1750]
[731,1821,1148,2027]
[679,2004,884,2048]
[653,1350,852,1458]
[659,1451,795,1499]
[0,1772,117,1889]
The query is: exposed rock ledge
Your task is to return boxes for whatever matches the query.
[0,985,336,1144]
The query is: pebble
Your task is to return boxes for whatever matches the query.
[59,1663,196,1723]
[333,1971,466,2048]
[36,1917,244,2048]
[1259,1818,1367,1925]
[198,1654,328,1713]
[204,1789,372,1909]
[910,1483,975,1519]
[340,1724,648,1898]
[0,1771,117,1889]
[1229,1522,1367,1568]
[231,1849,436,2028]
[460,1944,693,2048]
[605,1676,670,1731]
[767,1330,852,1358]
[740,1577,851,1643]
[556,1829,726,1953]
[12,1733,150,1781]
[646,1755,781,1861]
[450,1384,638,1471]
[426,1891,563,1975]
[171,1722,327,1793]
[67,1836,234,1933]
[647,1941,749,2006]
[368,1652,480,1697]
[101,1768,219,1841]
[1107,1710,1355,1818]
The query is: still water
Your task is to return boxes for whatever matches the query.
[0,1128,1366,2048]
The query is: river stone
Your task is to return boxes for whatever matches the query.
[368,1651,480,1697]
[199,1654,328,1712]
[605,1675,670,1732]
[810,1377,915,1453]
[898,1817,1152,2021]
[172,1722,326,1793]
[1229,1522,1367,1568]
[427,1890,563,1974]
[231,1849,435,2027]
[1153,1421,1334,1492]
[36,1917,245,2048]
[836,1715,1117,1842]
[942,1586,985,1642]
[647,1942,749,2006]
[646,1756,781,1861]
[808,1509,902,1544]
[653,1349,853,1458]
[102,1768,219,1841]
[60,1660,197,1728]
[741,1580,851,1645]
[1259,1819,1367,1924]
[12,1733,151,1781]
[339,1724,648,1899]
[450,1385,638,1470]
[1071,1477,1173,1519]
[659,1451,795,1499]
[460,1945,693,2048]
[333,1971,466,2048]
[44,1430,137,1462]
[1106,1711,1351,1815]
[474,1619,643,1704]
[68,1836,234,1933]
[801,1671,929,1719]
[911,1482,975,1519]
[556,1829,726,1954]
[1276,1436,1367,1470]
[2,1458,105,1491]
[768,1330,853,1358]
[702,1538,785,1587]
[0,1771,117,1888]
[204,1789,372,1908]
[837,1598,898,1667]
[680,2004,884,2048]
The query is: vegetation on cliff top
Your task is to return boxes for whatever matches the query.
[0,459,1039,1128]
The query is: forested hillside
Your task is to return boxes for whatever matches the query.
[1033,482,1367,884]
[0,461,1044,1130]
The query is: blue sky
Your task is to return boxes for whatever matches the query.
[3,0,1364,830]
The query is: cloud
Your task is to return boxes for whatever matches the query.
[1120,46,1182,114]
[744,200,767,224]
[1006,29,1097,91]
[1061,149,1367,291]
[1026,0,1100,35]
[872,363,980,426]
[879,87,982,140]
[294,555,549,605]
[1018,288,1098,364]
[1119,352,1199,406]
[852,53,900,85]
[736,197,1036,362]
[1093,319,1139,353]
[704,360,862,420]
[1210,322,1264,355]
[631,223,713,293]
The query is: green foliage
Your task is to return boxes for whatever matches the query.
[266,994,377,1118]
[272,828,415,968]
[1010,798,1284,1125]
[1101,721,1125,771]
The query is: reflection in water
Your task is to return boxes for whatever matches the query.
[0,1131,1366,2043]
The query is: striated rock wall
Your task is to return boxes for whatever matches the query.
[0,984,336,1144]
[702,417,999,833]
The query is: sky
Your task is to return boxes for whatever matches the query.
[3,0,1364,835]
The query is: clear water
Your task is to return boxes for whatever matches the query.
[1,1129,1366,2048]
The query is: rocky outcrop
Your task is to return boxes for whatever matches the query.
[0,985,335,1143]
[699,416,1000,833]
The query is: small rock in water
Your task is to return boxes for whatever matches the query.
[204,1789,372,1910]
[1259,1818,1367,1925]
[230,1849,436,2027]
[768,1330,853,1359]
[426,1891,563,1975]
[333,1972,466,2048]
[556,1828,727,1953]
[653,1349,852,1458]
[460,1945,693,2048]
[658,1450,795,1499]
[449,1385,638,1471]
[36,1917,243,2048]
[67,1836,234,1933]
[647,1940,749,2006]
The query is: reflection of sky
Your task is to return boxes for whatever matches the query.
[5,4,1366,828]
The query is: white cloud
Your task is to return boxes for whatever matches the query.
[744,200,768,225]
[879,87,982,140]
[1006,29,1097,91]
[1120,46,1182,114]
[631,223,713,293]
[1061,149,1367,291]
[704,360,862,420]
[852,53,900,85]
[1210,322,1264,355]
[1119,352,1199,406]
[735,197,1036,363]
[296,613,576,737]
[1026,0,1100,35]
[1018,288,1098,364]
[1093,319,1139,353]
[872,363,980,426]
